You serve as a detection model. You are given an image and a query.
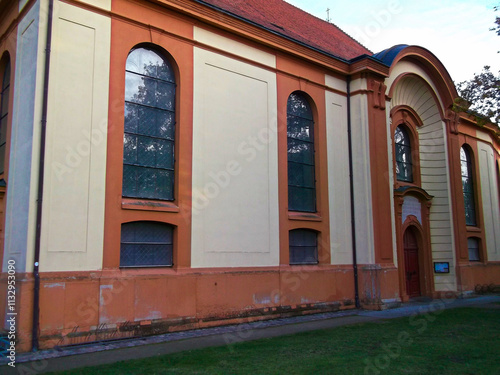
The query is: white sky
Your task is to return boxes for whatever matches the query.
[284,0,499,83]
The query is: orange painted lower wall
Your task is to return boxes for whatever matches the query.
[26,266,357,350]
[458,262,500,293]
[0,273,34,353]
[358,265,400,309]
[3,262,500,351]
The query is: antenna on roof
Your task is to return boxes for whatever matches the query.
[326,8,331,23]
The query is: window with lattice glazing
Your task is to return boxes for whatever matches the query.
[289,228,318,265]
[123,47,176,200]
[394,125,413,182]
[467,237,480,261]
[120,221,173,267]
[287,92,316,212]
[460,146,476,226]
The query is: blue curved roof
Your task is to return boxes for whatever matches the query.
[372,44,409,66]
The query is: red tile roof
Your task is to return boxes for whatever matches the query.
[198,0,372,60]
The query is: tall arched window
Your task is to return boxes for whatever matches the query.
[0,58,10,175]
[287,92,315,212]
[460,146,476,226]
[122,47,176,200]
[394,125,413,182]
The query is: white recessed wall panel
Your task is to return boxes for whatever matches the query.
[40,2,110,271]
[349,84,375,265]
[325,88,352,265]
[192,48,279,268]
[478,142,500,260]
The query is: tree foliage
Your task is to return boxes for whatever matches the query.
[455,66,500,126]
[454,6,500,127]
[491,5,500,38]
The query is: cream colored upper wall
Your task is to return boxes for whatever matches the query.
[420,120,457,292]
[194,27,276,68]
[191,47,279,268]
[475,128,495,144]
[325,75,347,94]
[349,83,375,265]
[76,0,111,11]
[478,142,500,260]
[39,1,110,272]
[325,87,352,265]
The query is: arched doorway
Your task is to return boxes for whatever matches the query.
[403,226,420,297]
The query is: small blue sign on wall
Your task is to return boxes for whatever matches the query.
[434,262,450,273]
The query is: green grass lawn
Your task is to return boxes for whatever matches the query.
[50,306,500,375]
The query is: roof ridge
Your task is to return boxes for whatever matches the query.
[194,0,371,60]
[282,0,372,54]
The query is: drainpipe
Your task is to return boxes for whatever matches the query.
[32,0,54,351]
[346,76,360,309]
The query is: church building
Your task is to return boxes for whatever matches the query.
[0,0,499,351]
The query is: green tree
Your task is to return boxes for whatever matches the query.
[454,6,500,126]
[491,5,500,38]
[455,66,500,125]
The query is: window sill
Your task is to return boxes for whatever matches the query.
[394,181,419,189]
[288,212,322,221]
[290,262,319,266]
[122,198,179,212]
[467,260,486,266]
[120,264,173,269]
[466,226,481,233]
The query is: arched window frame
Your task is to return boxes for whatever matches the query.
[391,107,422,187]
[122,45,177,201]
[287,91,316,213]
[0,54,11,177]
[460,144,477,227]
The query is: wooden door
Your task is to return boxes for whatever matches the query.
[404,227,421,297]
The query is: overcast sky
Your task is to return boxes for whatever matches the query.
[284,0,499,83]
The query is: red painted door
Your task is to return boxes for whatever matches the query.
[404,228,421,297]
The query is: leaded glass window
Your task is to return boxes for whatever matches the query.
[123,47,176,200]
[460,146,476,226]
[287,92,316,212]
[394,126,413,182]
[467,237,480,262]
[289,229,318,265]
[0,59,10,175]
[120,221,173,267]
